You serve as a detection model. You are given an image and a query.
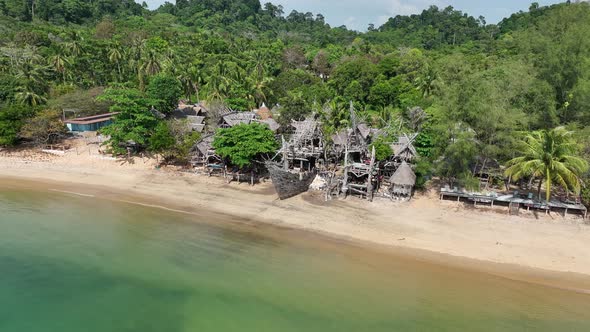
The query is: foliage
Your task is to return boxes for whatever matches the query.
[458,172,481,192]
[213,123,278,168]
[413,158,432,190]
[48,87,111,117]
[149,121,175,153]
[146,74,183,114]
[97,85,158,154]
[505,127,589,201]
[369,139,393,161]
[0,104,36,146]
[436,127,478,184]
[150,120,201,164]
[19,109,67,144]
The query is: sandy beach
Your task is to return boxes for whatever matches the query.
[2,142,590,290]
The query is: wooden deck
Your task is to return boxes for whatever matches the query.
[440,188,587,218]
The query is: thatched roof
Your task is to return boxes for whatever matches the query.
[194,134,215,156]
[391,134,418,158]
[390,162,416,186]
[174,102,208,118]
[254,103,272,120]
[222,111,256,127]
[186,115,205,124]
[189,123,206,132]
[259,118,280,132]
[357,123,372,139]
[331,129,348,146]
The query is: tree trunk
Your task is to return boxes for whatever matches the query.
[545,169,551,202]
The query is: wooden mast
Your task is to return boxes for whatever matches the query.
[281,135,289,170]
[367,146,375,201]
[341,138,349,198]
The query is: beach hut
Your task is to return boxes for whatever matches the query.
[391,134,418,162]
[389,162,416,200]
[220,111,257,128]
[172,102,208,133]
[190,134,224,175]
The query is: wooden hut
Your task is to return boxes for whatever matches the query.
[282,116,324,170]
[172,102,208,133]
[389,161,416,200]
[391,134,418,162]
[218,110,279,132]
[220,111,257,128]
[190,134,224,175]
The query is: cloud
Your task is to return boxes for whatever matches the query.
[344,16,358,27]
[384,0,448,16]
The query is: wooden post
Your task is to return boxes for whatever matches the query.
[367,146,375,201]
[282,135,289,170]
[342,143,349,198]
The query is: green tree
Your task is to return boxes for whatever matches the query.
[19,109,67,144]
[369,139,393,161]
[97,85,158,154]
[213,123,278,168]
[146,74,182,114]
[149,121,175,153]
[505,127,589,202]
[15,86,47,106]
[0,104,36,146]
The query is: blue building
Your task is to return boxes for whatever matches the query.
[65,113,118,132]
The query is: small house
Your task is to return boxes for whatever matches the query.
[65,112,118,132]
[391,134,418,162]
[220,111,257,128]
[173,102,208,133]
[390,161,417,200]
[220,110,279,132]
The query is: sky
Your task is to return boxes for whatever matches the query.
[140,0,565,31]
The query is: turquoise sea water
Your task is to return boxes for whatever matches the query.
[1,187,590,332]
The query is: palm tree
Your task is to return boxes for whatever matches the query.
[178,65,204,101]
[205,63,232,101]
[415,65,439,97]
[49,51,70,82]
[246,74,272,106]
[65,32,84,57]
[15,58,47,86]
[505,127,588,202]
[108,45,123,81]
[140,50,162,76]
[15,86,46,106]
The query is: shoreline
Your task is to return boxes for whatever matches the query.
[2,155,590,293]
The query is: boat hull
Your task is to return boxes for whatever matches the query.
[267,163,317,200]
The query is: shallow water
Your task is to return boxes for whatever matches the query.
[1,188,590,332]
